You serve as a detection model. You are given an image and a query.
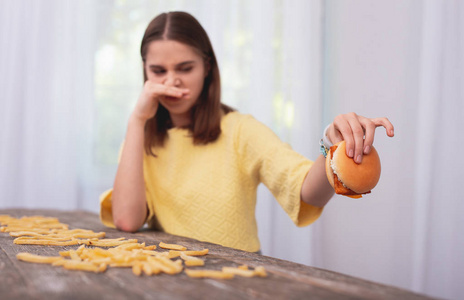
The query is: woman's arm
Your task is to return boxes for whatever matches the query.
[111,81,189,232]
[112,116,148,232]
[301,113,394,207]
[300,154,334,207]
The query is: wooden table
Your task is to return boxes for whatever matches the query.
[0,209,434,300]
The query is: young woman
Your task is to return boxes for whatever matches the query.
[100,11,394,253]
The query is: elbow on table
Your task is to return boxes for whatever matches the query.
[113,217,141,233]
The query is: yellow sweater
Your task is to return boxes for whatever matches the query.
[100,112,323,252]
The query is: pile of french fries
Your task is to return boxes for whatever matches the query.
[0,215,267,279]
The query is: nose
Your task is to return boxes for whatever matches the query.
[164,74,181,87]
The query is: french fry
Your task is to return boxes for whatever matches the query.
[16,253,63,264]
[183,249,209,256]
[254,266,268,277]
[7,222,69,230]
[67,232,106,239]
[180,253,205,267]
[151,257,183,275]
[85,247,112,258]
[222,267,256,277]
[184,260,205,267]
[0,215,16,223]
[132,262,142,276]
[76,244,86,255]
[51,258,67,266]
[19,216,60,224]
[14,238,79,246]
[93,237,125,242]
[109,262,134,268]
[59,250,71,257]
[69,250,82,261]
[145,259,162,275]
[2,227,56,233]
[86,238,138,247]
[14,236,74,242]
[13,231,106,239]
[114,242,145,250]
[87,257,112,265]
[63,260,106,273]
[142,262,154,276]
[56,229,93,234]
[159,242,187,251]
[167,251,181,259]
[185,269,234,279]
[169,249,209,257]
[140,250,165,257]
[59,245,85,258]
[9,231,44,237]
[143,245,157,250]
[222,266,268,277]
[36,223,68,229]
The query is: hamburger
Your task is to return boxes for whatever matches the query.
[325,140,381,198]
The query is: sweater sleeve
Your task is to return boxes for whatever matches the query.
[235,115,323,227]
[99,189,116,228]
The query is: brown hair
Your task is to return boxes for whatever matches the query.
[140,11,233,156]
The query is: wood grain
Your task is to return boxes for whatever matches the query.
[0,209,435,300]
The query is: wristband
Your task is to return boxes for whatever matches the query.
[322,124,333,147]
[320,124,333,158]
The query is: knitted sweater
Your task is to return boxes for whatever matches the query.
[100,111,323,252]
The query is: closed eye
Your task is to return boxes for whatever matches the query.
[151,68,166,75]
[178,66,193,73]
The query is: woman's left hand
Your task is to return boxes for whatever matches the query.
[326,112,394,164]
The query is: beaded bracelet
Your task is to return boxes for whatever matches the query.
[320,139,329,158]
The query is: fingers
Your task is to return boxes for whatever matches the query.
[145,81,189,98]
[133,82,190,121]
[332,115,353,156]
[333,113,363,162]
[359,116,376,154]
[331,113,394,164]
[347,116,366,164]
[160,85,190,98]
[371,117,395,137]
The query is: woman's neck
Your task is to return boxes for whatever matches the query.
[170,112,191,128]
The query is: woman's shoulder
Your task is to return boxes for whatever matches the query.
[221,111,276,143]
[221,111,258,129]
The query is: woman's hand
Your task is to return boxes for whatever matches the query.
[132,81,189,122]
[326,112,394,163]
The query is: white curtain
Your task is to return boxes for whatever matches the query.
[319,0,464,299]
[412,0,464,298]
[0,0,97,210]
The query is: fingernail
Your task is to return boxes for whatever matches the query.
[349,149,354,157]
[390,129,394,136]
[364,146,370,154]
[356,155,362,164]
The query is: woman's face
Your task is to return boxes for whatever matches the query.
[144,40,207,126]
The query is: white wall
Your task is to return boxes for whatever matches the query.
[317,1,464,299]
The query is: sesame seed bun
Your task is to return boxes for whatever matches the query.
[325,140,381,197]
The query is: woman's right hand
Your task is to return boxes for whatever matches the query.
[131,81,189,122]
